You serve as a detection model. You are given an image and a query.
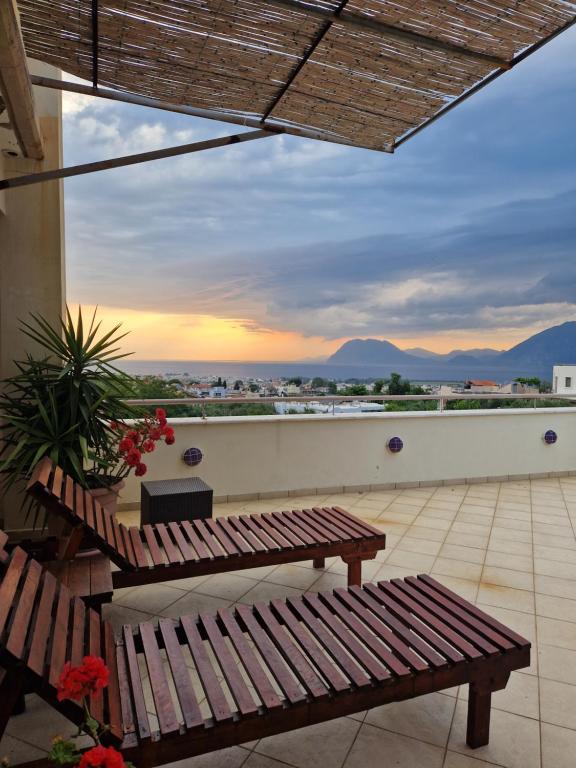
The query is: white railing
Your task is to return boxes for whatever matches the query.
[125,392,576,414]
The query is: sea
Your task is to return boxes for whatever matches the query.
[116,359,533,383]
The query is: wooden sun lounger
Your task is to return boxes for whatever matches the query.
[0,531,530,766]
[27,458,387,590]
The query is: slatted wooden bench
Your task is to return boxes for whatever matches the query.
[0,534,530,765]
[27,458,387,590]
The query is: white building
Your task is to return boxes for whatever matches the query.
[553,365,576,395]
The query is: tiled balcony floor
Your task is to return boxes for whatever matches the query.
[3,476,576,768]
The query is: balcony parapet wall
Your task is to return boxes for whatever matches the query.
[119,407,576,508]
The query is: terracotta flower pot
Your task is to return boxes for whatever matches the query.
[89,480,125,516]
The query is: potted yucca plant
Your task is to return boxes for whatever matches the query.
[0,307,141,522]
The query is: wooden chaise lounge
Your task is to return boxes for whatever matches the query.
[27,458,387,590]
[0,531,530,765]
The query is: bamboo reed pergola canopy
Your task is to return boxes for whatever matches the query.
[12,0,576,152]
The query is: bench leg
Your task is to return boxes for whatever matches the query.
[346,558,362,587]
[466,685,492,748]
[313,557,326,569]
[0,666,26,739]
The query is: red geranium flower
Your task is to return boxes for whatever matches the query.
[126,430,139,443]
[56,656,109,702]
[135,462,147,477]
[155,407,167,420]
[162,426,175,439]
[149,427,162,441]
[125,447,142,467]
[118,437,134,454]
[142,439,155,453]
[79,745,126,768]
[165,435,175,445]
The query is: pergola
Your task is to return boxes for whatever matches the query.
[1,0,575,190]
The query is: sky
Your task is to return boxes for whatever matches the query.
[62,25,576,361]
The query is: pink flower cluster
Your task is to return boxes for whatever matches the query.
[111,408,175,477]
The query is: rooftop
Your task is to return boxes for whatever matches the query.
[2,475,575,768]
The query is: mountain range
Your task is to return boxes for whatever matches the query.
[327,321,576,379]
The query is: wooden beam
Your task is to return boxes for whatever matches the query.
[0,129,275,190]
[30,76,392,152]
[0,0,43,159]
[263,0,511,71]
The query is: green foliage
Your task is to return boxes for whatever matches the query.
[248,383,260,393]
[0,308,138,500]
[311,377,328,389]
[385,400,437,412]
[48,738,80,766]
[327,380,338,394]
[233,379,243,390]
[387,372,411,395]
[127,376,191,417]
[372,379,385,394]
[287,377,303,387]
[342,384,368,396]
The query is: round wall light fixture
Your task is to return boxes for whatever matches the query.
[543,430,558,445]
[183,446,203,466]
[387,437,404,453]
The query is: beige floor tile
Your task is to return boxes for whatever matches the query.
[490,527,533,544]
[476,584,535,614]
[537,616,576,650]
[443,752,503,768]
[487,539,533,557]
[533,545,576,564]
[376,511,418,526]
[452,521,496,536]
[431,574,479,601]
[541,723,576,768]
[327,558,382,580]
[256,716,360,768]
[375,563,421,581]
[0,735,47,764]
[163,746,251,768]
[534,558,576,581]
[344,724,444,768]
[103,602,156,629]
[540,678,576,729]
[365,692,456,746]
[532,532,576,550]
[535,574,576,600]
[484,551,533,573]
[448,701,540,768]
[238,580,305,605]
[159,591,232,618]
[415,516,453,531]
[244,753,296,767]
[455,513,492,527]
[482,567,533,591]
[535,593,576,622]
[538,645,576,685]
[194,572,258,601]
[396,537,443,556]
[439,544,485,564]
[386,549,435,572]
[263,563,326,590]
[433,558,483,582]
[459,671,539,719]
[420,507,458,521]
[407,526,447,542]
[113,582,187,614]
[444,532,489,549]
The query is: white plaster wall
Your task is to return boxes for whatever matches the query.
[120,408,576,506]
[553,366,576,395]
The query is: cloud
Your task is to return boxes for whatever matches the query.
[62,26,576,348]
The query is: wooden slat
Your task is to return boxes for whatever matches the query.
[286,596,371,688]
[332,506,384,538]
[104,509,117,551]
[129,528,149,569]
[218,608,282,711]
[27,570,58,676]
[0,548,28,636]
[89,608,104,724]
[84,491,96,530]
[285,510,330,544]
[302,593,391,682]
[239,514,280,550]
[159,618,204,730]
[254,603,329,698]
[417,575,530,648]
[205,519,238,556]
[291,508,340,543]
[201,613,258,715]
[90,555,113,599]
[312,507,360,540]
[271,511,316,546]
[261,513,304,547]
[181,520,211,560]
[123,626,151,740]
[116,637,136,737]
[49,584,72,686]
[235,603,305,704]
[181,615,232,722]
[70,597,86,667]
[271,598,350,693]
[104,622,123,740]
[52,466,64,502]
[6,559,42,659]
[112,517,127,562]
[168,522,195,562]
[304,508,351,541]
[254,514,294,548]
[142,525,165,567]
[228,516,268,552]
[349,585,447,669]
[120,524,138,568]
[94,501,107,540]
[194,520,226,559]
[64,476,75,513]
[391,579,499,656]
[74,484,85,521]
[139,622,180,735]
[27,456,52,491]
[155,524,183,564]
[318,507,373,539]
[363,582,464,665]
[217,517,254,555]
